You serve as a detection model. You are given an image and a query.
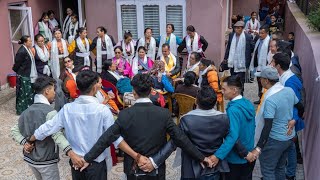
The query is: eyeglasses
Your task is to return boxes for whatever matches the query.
[64,60,72,63]
[115,51,122,54]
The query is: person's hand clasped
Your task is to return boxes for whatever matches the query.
[245,152,257,163]
[139,157,154,172]
[23,142,34,154]
[208,155,219,168]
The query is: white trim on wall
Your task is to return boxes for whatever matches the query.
[116,0,186,41]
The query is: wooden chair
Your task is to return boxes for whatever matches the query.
[156,90,173,113]
[172,93,196,124]
[101,79,124,109]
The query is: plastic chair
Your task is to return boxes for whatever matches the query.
[172,93,196,124]
[101,79,124,109]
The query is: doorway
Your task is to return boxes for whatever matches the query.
[59,0,86,27]
[8,2,34,62]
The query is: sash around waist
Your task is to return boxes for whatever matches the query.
[76,52,90,57]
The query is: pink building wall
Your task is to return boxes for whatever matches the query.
[285,3,320,179]
[0,0,58,88]
[233,0,259,16]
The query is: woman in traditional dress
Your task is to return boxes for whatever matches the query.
[34,12,53,43]
[183,52,201,77]
[67,14,79,43]
[136,28,156,60]
[150,60,174,93]
[60,57,78,101]
[157,23,182,58]
[47,10,60,32]
[32,34,51,76]
[62,8,73,39]
[245,11,261,39]
[131,46,154,76]
[178,25,208,68]
[68,27,92,69]
[51,29,69,80]
[112,46,133,78]
[115,31,135,63]
[90,26,115,73]
[12,36,38,115]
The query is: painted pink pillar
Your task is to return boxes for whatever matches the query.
[85,0,118,42]
[233,0,259,16]
[285,3,320,179]
[186,0,229,65]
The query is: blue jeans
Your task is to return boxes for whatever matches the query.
[260,137,293,180]
[286,141,297,177]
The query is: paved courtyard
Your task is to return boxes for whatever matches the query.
[0,81,304,179]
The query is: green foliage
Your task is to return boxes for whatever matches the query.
[307,3,320,31]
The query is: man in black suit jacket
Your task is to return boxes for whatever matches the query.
[224,21,254,94]
[81,74,210,180]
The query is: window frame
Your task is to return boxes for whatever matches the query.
[116,0,186,41]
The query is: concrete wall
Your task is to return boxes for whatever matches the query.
[85,0,118,41]
[285,3,320,179]
[0,0,58,88]
[186,0,229,64]
[233,0,259,16]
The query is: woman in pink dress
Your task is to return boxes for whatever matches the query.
[112,46,133,78]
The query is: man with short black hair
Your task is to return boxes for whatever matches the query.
[210,75,256,180]
[250,25,271,104]
[156,43,181,78]
[28,70,136,180]
[143,87,230,179]
[81,74,210,180]
[272,52,304,180]
[11,76,80,180]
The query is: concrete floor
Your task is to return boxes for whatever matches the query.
[0,82,304,179]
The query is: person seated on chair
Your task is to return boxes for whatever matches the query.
[183,52,201,77]
[131,46,154,76]
[157,43,181,79]
[95,76,120,114]
[101,60,123,86]
[150,60,174,93]
[175,71,200,98]
[198,59,223,105]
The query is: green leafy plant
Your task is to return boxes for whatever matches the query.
[307,3,320,31]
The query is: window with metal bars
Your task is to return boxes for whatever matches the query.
[121,5,138,39]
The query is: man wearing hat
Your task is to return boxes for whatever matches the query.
[251,66,299,180]
[224,21,254,94]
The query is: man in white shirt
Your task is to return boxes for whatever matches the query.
[28,70,139,180]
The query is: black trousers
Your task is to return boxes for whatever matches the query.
[225,162,256,180]
[257,77,263,99]
[71,160,107,180]
[127,173,165,180]
[230,68,245,95]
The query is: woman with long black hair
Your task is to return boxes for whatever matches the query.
[12,35,37,115]
[34,12,53,43]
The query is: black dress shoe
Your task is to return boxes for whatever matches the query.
[286,175,296,180]
[254,100,261,104]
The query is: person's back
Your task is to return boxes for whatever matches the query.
[264,87,297,141]
[19,103,58,164]
[175,84,199,98]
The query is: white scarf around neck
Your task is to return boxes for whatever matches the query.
[63,15,71,39]
[23,45,38,83]
[122,40,135,62]
[137,36,156,60]
[158,33,177,57]
[132,55,148,75]
[228,31,246,72]
[161,52,177,72]
[35,44,51,76]
[250,35,270,71]
[280,69,295,85]
[185,61,200,74]
[49,19,59,29]
[267,50,275,65]
[198,66,210,87]
[51,38,69,79]
[34,94,51,105]
[96,34,115,73]
[108,70,122,81]
[39,21,52,41]
[76,37,90,66]
[254,82,284,145]
[186,32,201,67]
[68,21,78,43]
